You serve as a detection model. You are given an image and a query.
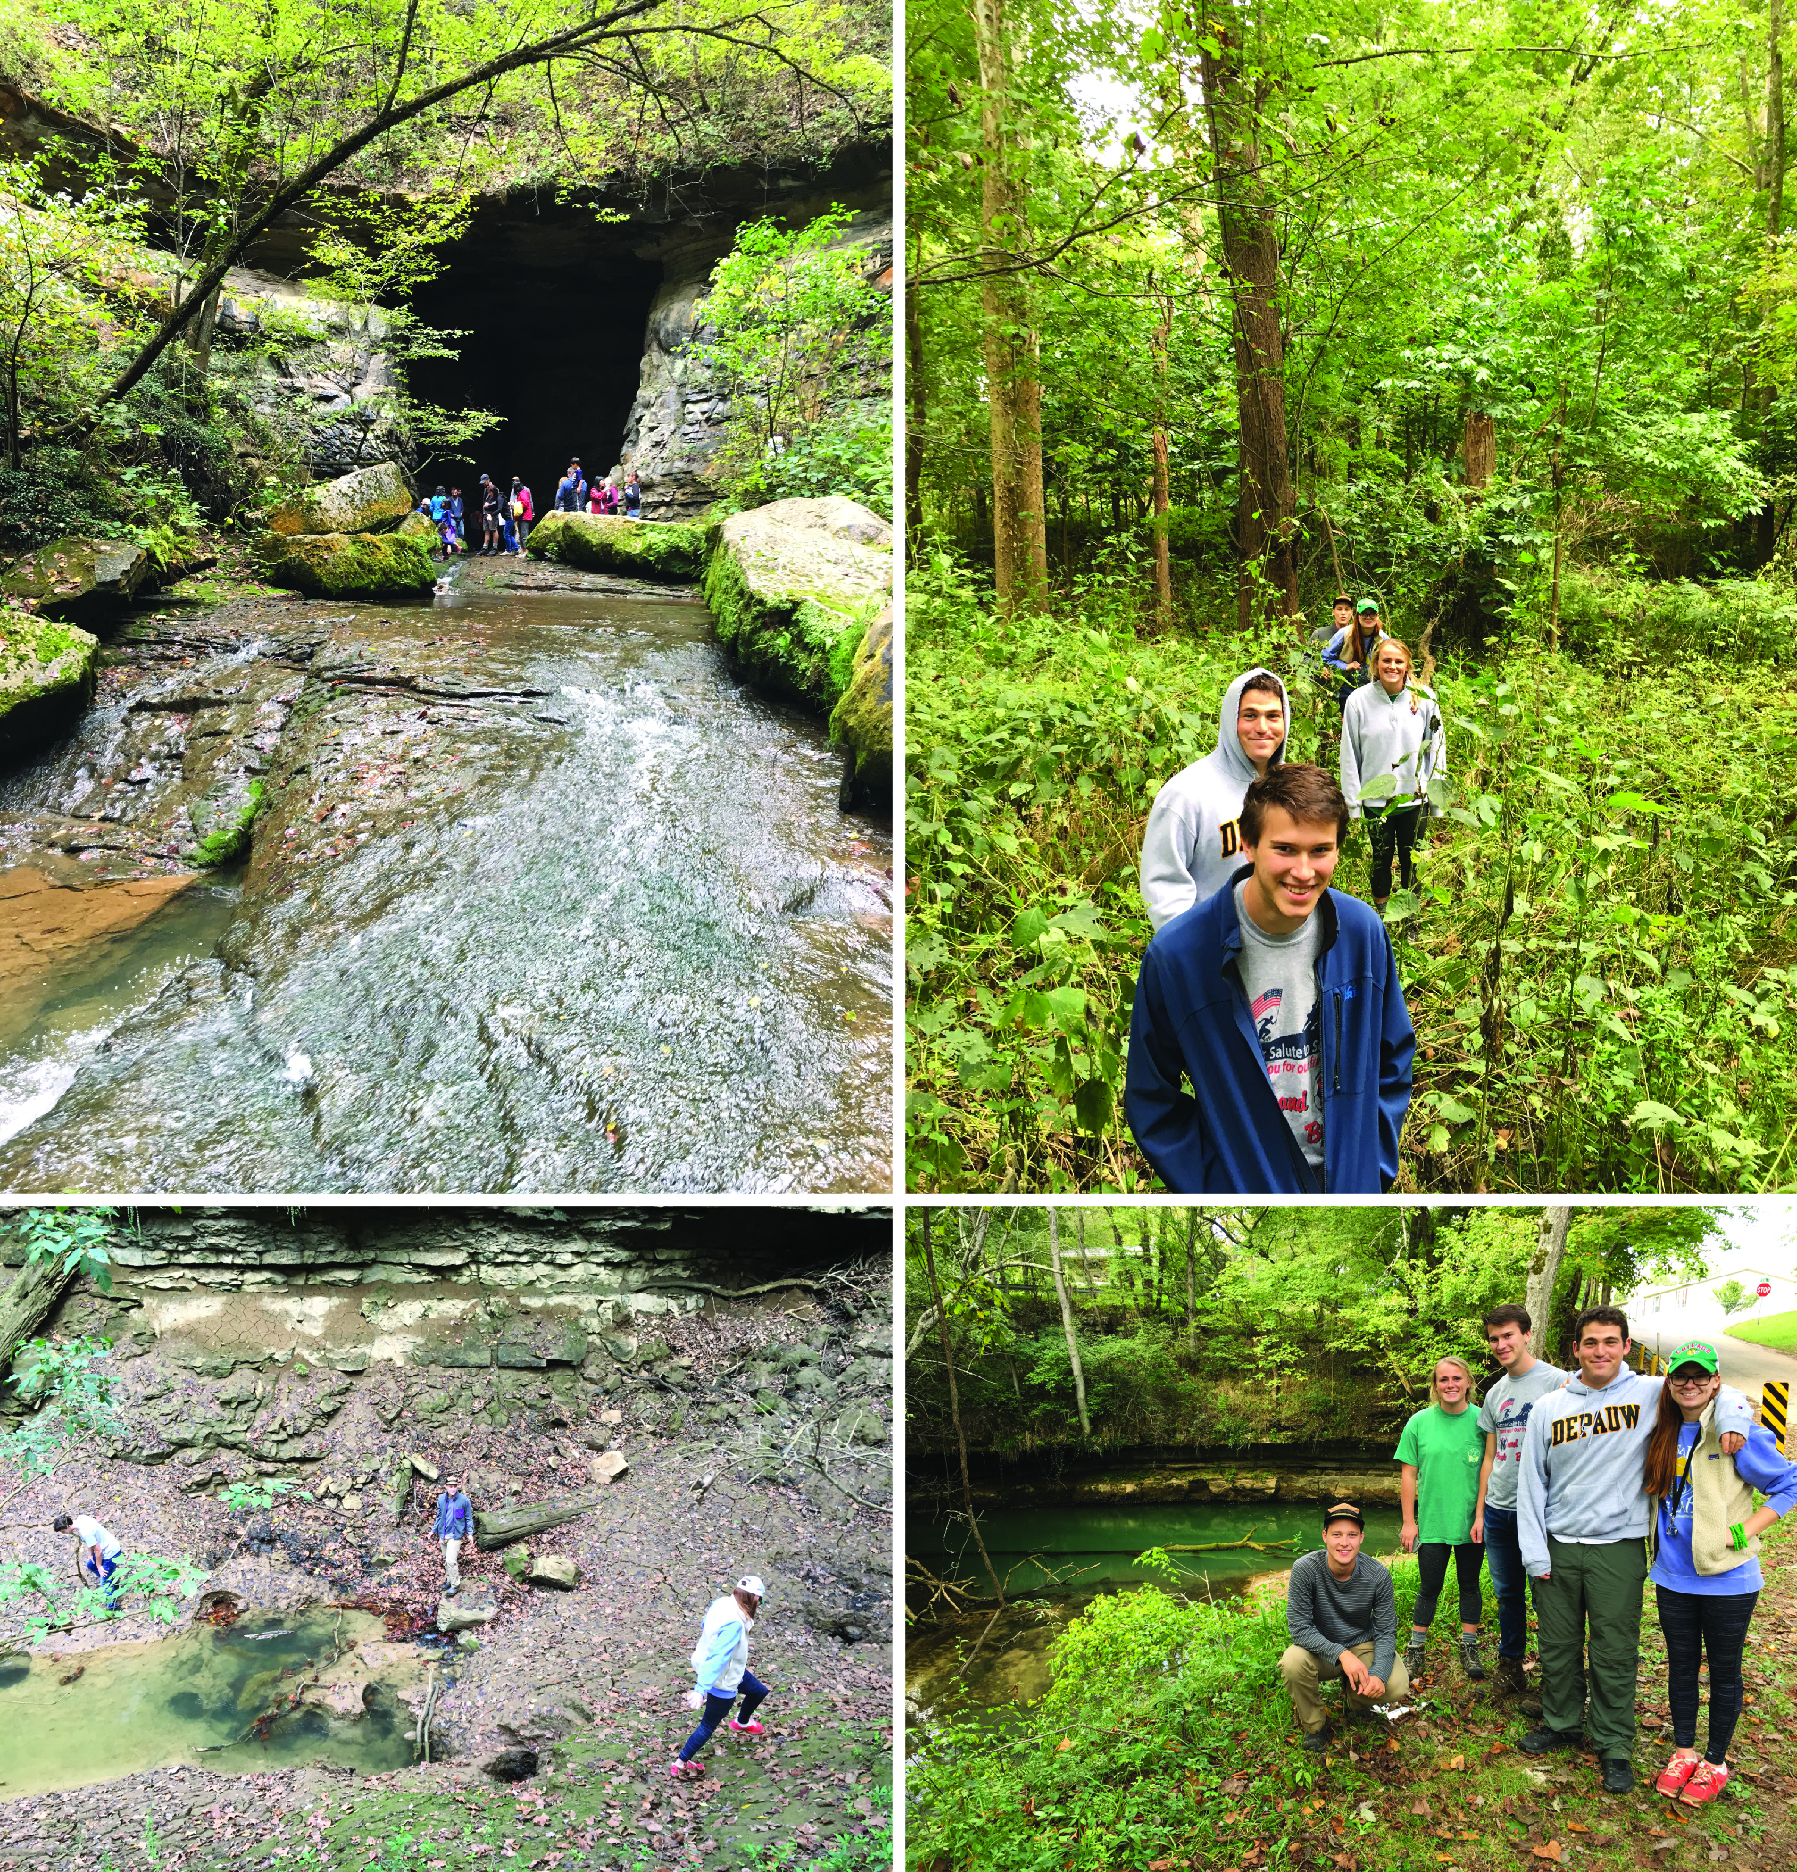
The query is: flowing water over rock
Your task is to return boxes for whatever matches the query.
[0,1608,417,1798]
[0,566,891,1191]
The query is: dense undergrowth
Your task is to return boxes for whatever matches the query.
[907,1522,1797,1872]
[905,548,1797,1194]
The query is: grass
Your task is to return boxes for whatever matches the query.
[1725,1311,1797,1356]
[906,1516,1797,1871]
[905,548,1797,1193]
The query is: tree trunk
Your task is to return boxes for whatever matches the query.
[1202,29,1296,624]
[1524,1207,1572,1361]
[1046,1210,1091,1437]
[1184,1210,1197,1353]
[905,252,927,537]
[470,1491,607,1550]
[972,0,1048,616]
[0,1258,76,1383]
[1462,411,1496,489]
[919,1209,1004,1601]
[1150,292,1174,632]
[1771,0,1787,239]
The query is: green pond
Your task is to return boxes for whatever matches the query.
[908,1498,1404,1724]
[0,1609,421,1798]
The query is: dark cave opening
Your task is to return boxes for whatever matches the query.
[404,202,662,513]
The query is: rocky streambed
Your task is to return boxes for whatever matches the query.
[0,1235,893,1868]
[0,556,893,1191]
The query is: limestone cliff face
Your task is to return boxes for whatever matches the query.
[620,208,893,521]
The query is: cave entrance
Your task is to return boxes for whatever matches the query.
[404,201,662,516]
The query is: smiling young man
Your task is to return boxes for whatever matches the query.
[1140,668,1290,932]
[1517,1308,1752,1794]
[1125,763,1414,1193]
[1281,1500,1408,1754]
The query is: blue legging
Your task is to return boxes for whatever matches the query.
[678,1670,768,1761]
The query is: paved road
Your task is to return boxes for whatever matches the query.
[1711,1330,1797,1415]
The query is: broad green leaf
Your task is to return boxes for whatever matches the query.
[1013,906,1049,950]
[1357,773,1399,803]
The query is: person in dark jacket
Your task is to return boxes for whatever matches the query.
[1124,763,1414,1193]
[433,1475,473,1595]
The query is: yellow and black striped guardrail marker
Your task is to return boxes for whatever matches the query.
[1763,1383,1789,1454]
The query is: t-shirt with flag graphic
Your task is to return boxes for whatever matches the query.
[1233,882,1324,1176]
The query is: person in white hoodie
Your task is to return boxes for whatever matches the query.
[671,1573,769,1777]
[1339,640,1446,913]
[1516,1307,1750,1794]
[1140,668,1289,932]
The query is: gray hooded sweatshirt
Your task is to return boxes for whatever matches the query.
[1339,680,1447,820]
[1516,1364,1753,1577]
[1140,667,1290,932]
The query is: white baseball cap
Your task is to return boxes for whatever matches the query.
[737,1575,766,1597]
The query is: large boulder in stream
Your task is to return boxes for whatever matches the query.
[259,528,436,599]
[0,535,153,624]
[267,461,414,537]
[702,497,892,718]
[828,602,891,812]
[0,612,101,763]
[525,511,706,579]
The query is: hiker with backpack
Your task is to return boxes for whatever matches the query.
[479,475,503,555]
[623,472,643,519]
[1339,639,1447,913]
[510,477,533,551]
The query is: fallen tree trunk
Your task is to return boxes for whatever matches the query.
[473,1491,609,1552]
[0,1258,76,1384]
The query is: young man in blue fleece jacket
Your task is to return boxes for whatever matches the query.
[1124,763,1414,1193]
[1517,1307,1752,1794]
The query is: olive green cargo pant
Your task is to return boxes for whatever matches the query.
[1536,1535,1642,1759]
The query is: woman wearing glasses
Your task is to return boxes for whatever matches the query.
[1643,1339,1797,1805]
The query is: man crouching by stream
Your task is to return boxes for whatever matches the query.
[1280,1500,1407,1753]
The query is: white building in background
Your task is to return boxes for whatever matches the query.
[1628,1266,1797,1347]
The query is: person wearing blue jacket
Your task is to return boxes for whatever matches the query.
[433,1475,473,1597]
[1124,763,1414,1193]
[1641,1340,1797,1807]
[1322,598,1390,711]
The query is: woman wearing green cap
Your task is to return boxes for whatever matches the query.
[1395,1354,1488,1683]
[1321,600,1390,713]
[1642,1339,1797,1806]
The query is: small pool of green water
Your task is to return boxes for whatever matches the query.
[0,1609,420,1798]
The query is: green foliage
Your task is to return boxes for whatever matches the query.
[0,447,112,552]
[698,207,890,505]
[1727,1309,1797,1355]
[190,781,264,868]
[1712,1277,1755,1318]
[9,1205,116,1292]
[219,1476,294,1515]
[905,552,1797,1193]
[0,1549,208,1647]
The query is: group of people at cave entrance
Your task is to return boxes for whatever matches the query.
[1123,592,1443,1196]
[417,458,644,559]
[1280,1303,1797,1808]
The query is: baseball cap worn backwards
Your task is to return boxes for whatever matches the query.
[1668,1339,1720,1375]
[1322,1500,1365,1530]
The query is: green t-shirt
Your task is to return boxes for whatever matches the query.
[1394,1404,1485,1544]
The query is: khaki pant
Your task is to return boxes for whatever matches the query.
[442,1537,462,1589]
[1280,1642,1410,1734]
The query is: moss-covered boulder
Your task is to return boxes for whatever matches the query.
[525,511,706,580]
[259,529,437,599]
[828,603,892,812]
[268,461,414,538]
[394,510,438,547]
[0,536,153,624]
[702,498,892,718]
[0,612,101,764]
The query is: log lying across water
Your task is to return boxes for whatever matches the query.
[473,1491,608,1552]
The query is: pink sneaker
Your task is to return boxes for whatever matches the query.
[1679,1761,1729,1806]
[1654,1754,1700,1798]
[669,1759,689,1779]
[729,1718,764,1735]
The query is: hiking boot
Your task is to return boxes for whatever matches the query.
[1490,1657,1526,1696]
[1299,1723,1332,1754]
[1460,1634,1487,1682]
[1600,1759,1634,1795]
[444,1584,458,1597]
[1519,1727,1580,1755]
[1404,1637,1427,1680]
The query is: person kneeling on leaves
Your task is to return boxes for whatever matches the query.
[1281,1500,1407,1753]
[672,1574,770,1778]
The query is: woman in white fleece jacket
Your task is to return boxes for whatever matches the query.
[1339,641,1446,913]
[671,1574,769,1777]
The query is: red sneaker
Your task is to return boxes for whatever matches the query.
[729,1718,764,1735]
[1679,1761,1729,1805]
[1654,1754,1700,1798]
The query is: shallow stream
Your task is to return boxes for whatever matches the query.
[0,577,891,1190]
[0,1609,417,1799]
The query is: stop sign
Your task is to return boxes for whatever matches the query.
[1759,1281,1774,1298]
